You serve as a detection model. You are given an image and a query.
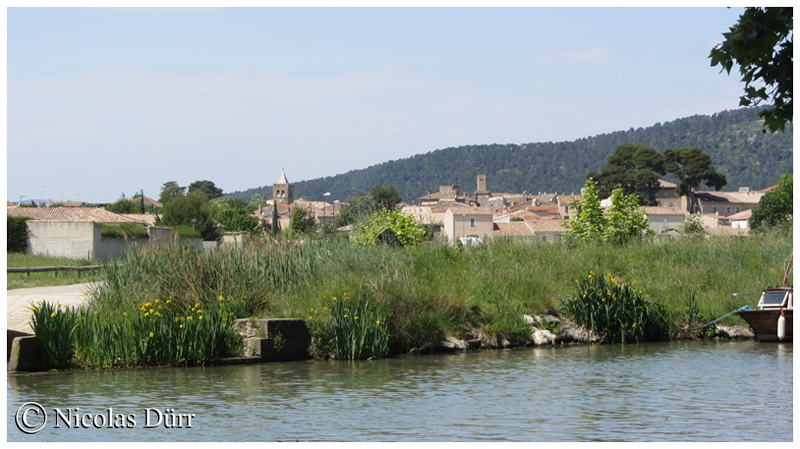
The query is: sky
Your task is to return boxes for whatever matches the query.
[5,4,753,204]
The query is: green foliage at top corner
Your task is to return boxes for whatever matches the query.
[710,7,793,133]
[353,208,426,247]
[106,198,143,214]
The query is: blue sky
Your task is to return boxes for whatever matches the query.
[6,6,750,203]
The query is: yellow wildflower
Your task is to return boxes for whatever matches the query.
[94,311,98,315]
[198,316,203,320]
[149,309,155,314]
[218,295,225,302]
[192,308,196,312]
[166,300,172,304]
[180,324,184,329]
[187,316,193,321]
[155,299,160,303]
[376,321,380,325]
[344,315,349,318]
[51,312,57,318]
[149,332,154,338]
[144,312,149,317]
[354,316,359,320]
[124,312,128,317]
[30,306,38,312]
[158,305,162,309]
[632,323,636,328]
[84,291,88,295]
[197,309,203,314]
[195,302,201,308]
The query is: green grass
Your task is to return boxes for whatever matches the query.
[28,231,791,364]
[7,253,104,290]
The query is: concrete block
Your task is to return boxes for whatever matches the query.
[8,330,32,361]
[8,336,44,372]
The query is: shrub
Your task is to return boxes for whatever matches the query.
[7,216,30,252]
[353,208,426,246]
[99,223,149,239]
[560,271,669,343]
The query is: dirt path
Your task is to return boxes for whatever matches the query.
[6,282,99,333]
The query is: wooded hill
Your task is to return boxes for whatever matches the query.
[229,107,792,203]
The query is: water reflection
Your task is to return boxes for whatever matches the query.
[7,340,792,441]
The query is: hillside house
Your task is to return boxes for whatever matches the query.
[642,206,686,234]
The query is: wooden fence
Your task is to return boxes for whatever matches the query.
[7,265,105,278]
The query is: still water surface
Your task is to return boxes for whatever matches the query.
[7,340,792,441]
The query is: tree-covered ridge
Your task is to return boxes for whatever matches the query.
[229,107,792,203]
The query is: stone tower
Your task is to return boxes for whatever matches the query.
[272,169,294,205]
[475,171,490,206]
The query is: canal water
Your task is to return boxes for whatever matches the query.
[7,340,793,442]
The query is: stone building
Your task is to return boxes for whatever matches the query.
[272,170,294,205]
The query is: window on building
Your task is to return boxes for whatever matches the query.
[726,207,731,214]
[735,207,740,213]
[663,218,669,228]
[656,192,660,197]
[470,217,476,228]
[713,207,717,214]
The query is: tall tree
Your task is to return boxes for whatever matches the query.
[158,181,186,205]
[663,147,727,213]
[188,180,223,200]
[710,7,793,132]
[271,202,279,235]
[369,184,403,211]
[586,144,666,205]
[159,191,218,241]
[289,206,316,235]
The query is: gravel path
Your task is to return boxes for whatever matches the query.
[6,282,99,333]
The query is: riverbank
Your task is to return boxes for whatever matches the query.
[9,232,789,369]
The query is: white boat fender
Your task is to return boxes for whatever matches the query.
[777,308,786,341]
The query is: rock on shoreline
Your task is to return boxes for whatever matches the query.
[419,314,754,354]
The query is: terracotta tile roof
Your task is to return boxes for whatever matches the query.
[659,179,678,188]
[727,210,753,220]
[7,201,17,207]
[446,206,493,215]
[401,206,444,225]
[118,213,158,226]
[696,191,764,203]
[524,218,567,233]
[642,206,686,216]
[141,196,162,207]
[5,207,144,224]
[492,222,534,236]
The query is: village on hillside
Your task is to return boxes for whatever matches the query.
[7,167,772,260]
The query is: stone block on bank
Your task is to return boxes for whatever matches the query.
[236,319,310,360]
[8,336,44,372]
[8,329,32,361]
[715,325,754,339]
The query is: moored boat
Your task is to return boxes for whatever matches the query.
[736,286,793,342]
[736,253,793,342]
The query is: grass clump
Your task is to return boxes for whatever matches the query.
[29,296,244,368]
[308,292,391,360]
[29,302,78,369]
[560,271,670,343]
